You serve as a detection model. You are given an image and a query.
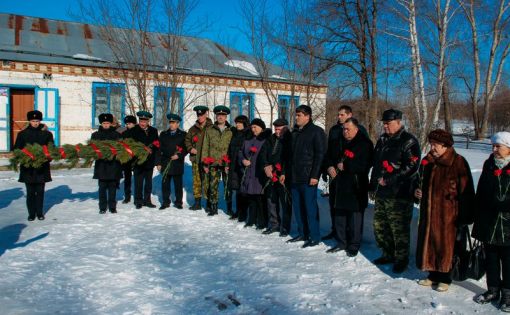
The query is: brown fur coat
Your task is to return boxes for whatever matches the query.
[415,147,475,272]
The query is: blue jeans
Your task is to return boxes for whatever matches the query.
[291,183,320,242]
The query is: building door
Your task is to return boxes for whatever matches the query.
[10,89,35,147]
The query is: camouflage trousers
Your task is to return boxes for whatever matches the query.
[373,197,414,262]
[205,166,228,204]
[192,162,206,199]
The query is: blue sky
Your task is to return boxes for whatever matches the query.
[1,0,253,53]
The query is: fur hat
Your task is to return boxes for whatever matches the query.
[250,118,266,130]
[27,110,43,121]
[428,129,454,147]
[491,131,510,148]
[234,115,249,128]
[273,118,289,127]
[296,105,312,116]
[381,109,402,121]
[124,115,137,124]
[98,113,114,124]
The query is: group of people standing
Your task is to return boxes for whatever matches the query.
[13,104,510,312]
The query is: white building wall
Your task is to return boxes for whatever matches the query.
[0,69,326,149]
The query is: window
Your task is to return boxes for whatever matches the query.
[92,82,125,127]
[154,87,184,130]
[229,92,254,123]
[278,95,299,122]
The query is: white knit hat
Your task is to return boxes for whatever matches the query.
[491,131,510,148]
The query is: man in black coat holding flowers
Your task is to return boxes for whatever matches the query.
[123,110,159,209]
[156,113,187,210]
[325,118,373,256]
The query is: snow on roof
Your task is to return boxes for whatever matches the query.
[224,60,259,76]
[72,54,105,62]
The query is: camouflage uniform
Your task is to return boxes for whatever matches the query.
[373,197,414,262]
[202,122,233,206]
[184,118,213,199]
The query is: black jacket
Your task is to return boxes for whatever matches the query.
[260,128,292,179]
[156,128,187,176]
[325,122,369,169]
[370,127,421,200]
[333,132,373,211]
[14,125,54,184]
[227,127,250,190]
[123,125,159,169]
[290,121,327,184]
[472,156,510,246]
[91,126,123,180]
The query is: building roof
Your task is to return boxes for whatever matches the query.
[0,14,325,86]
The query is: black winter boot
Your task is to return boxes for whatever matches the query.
[205,200,211,214]
[208,203,218,216]
[226,201,234,217]
[500,289,510,312]
[474,287,500,304]
[190,198,202,210]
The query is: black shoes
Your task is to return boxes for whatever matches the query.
[302,240,319,248]
[475,288,500,304]
[262,228,279,235]
[286,236,305,243]
[321,231,336,241]
[122,197,131,204]
[392,260,408,273]
[500,289,510,312]
[373,256,394,265]
[174,204,183,209]
[135,204,143,209]
[279,231,289,237]
[207,203,218,216]
[326,246,344,253]
[109,209,117,214]
[346,249,359,257]
[99,209,107,214]
[37,215,45,220]
[28,216,35,221]
[159,204,170,210]
[144,202,157,208]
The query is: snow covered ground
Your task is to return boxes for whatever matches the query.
[0,147,499,315]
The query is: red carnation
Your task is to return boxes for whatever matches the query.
[507,169,510,176]
[152,140,160,148]
[192,135,199,143]
[344,150,355,159]
[250,146,258,153]
[272,172,279,182]
[176,145,183,153]
[202,156,215,165]
[421,159,429,166]
[275,163,282,172]
[386,165,394,173]
[494,169,503,177]
[382,160,389,168]
[411,156,419,163]
[221,154,231,165]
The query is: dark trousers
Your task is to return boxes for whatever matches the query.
[266,184,292,233]
[236,192,250,222]
[162,174,183,206]
[485,244,510,290]
[246,194,265,228]
[334,208,364,251]
[328,179,337,232]
[123,164,132,198]
[428,271,452,284]
[98,180,118,211]
[291,183,320,242]
[25,183,45,218]
[133,167,153,205]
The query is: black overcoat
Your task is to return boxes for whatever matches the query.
[156,129,187,176]
[91,126,123,180]
[14,125,54,184]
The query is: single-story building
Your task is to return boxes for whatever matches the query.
[0,14,327,151]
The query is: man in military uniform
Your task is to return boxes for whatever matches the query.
[201,105,233,216]
[184,106,213,210]
[370,109,420,273]
[156,113,187,210]
[123,110,159,209]
[118,115,137,203]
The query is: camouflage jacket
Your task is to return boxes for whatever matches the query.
[201,122,233,166]
[184,118,213,162]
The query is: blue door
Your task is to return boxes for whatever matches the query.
[35,88,60,145]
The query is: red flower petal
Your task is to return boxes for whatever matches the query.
[421,159,429,166]
[250,146,258,153]
[494,169,503,177]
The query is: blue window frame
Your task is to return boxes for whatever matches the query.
[154,87,184,130]
[229,92,255,123]
[91,82,125,127]
[278,95,299,122]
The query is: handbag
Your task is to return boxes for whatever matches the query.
[451,226,486,281]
